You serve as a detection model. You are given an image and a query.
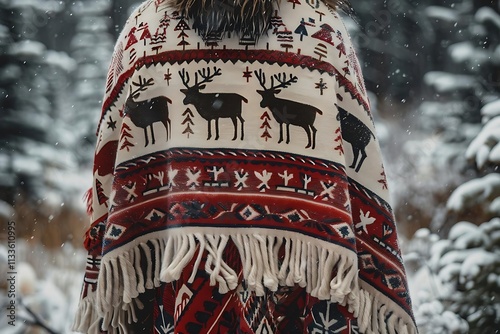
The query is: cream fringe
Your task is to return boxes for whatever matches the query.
[72,229,417,334]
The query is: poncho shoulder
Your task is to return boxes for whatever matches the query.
[73,0,417,333]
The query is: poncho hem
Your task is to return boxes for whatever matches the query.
[73,228,416,334]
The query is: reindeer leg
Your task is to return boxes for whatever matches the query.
[238,115,245,140]
[150,125,156,145]
[215,118,220,140]
[231,117,238,141]
[163,118,170,141]
[355,149,368,172]
[278,123,284,143]
[144,128,149,146]
[286,123,291,144]
[311,125,317,149]
[207,120,212,140]
[304,125,312,149]
[350,146,359,169]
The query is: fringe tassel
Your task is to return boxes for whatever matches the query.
[72,292,101,333]
[73,231,417,334]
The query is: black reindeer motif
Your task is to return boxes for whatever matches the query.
[336,105,375,172]
[179,67,247,140]
[124,76,172,146]
[255,69,323,149]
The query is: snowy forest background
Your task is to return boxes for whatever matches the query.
[0,0,499,332]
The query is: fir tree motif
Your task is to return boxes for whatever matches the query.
[312,23,335,46]
[106,43,124,93]
[315,78,327,95]
[336,30,346,57]
[260,111,272,142]
[334,127,343,155]
[120,123,135,151]
[270,10,286,34]
[205,31,222,49]
[182,108,195,138]
[277,28,294,52]
[159,11,171,31]
[138,22,152,46]
[138,22,152,57]
[239,32,257,50]
[125,27,138,50]
[174,16,191,50]
[242,66,252,82]
[295,18,315,42]
[95,179,108,207]
[314,43,328,60]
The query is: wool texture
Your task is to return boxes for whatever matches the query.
[73,0,417,333]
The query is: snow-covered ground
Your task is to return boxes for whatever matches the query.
[0,242,86,334]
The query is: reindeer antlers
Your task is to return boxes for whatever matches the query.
[197,66,222,84]
[179,66,222,89]
[254,69,298,90]
[179,68,191,88]
[254,69,268,90]
[130,75,155,99]
[273,72,299,89]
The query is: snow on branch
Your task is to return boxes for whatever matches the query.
[475,7,500,31]
[465,116,500,168]
[424,71,479,94]
[424,6,460,22]
[447,174,500,214]
[481,99,500,122]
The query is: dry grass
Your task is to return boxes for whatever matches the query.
[10,195,88,250]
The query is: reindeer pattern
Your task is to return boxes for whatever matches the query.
[100,0,384,191]
[117,63,377,174]
[179,66,247,141]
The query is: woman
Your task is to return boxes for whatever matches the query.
[73,0,417,333]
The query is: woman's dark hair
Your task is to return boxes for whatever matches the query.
[168,0,351,40]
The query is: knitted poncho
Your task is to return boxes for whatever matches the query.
[73,0,417,333]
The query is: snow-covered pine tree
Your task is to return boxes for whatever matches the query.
[0,1,79,207]
[421,0,500,230]
[406,2,500,332]
[408,218,500,333]
[70,0,116,166]
[348,0,433,102]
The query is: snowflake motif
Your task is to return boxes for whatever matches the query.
[186,168,201,188]
[234,169,249,190]
[167,167,178,188]
[255,170,273,192]
[355,209,376,234]
[319,181,336,200]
